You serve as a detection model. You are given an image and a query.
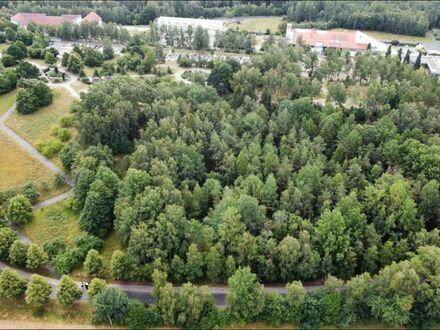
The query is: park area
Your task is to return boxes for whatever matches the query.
[5,88,75,146]
[21,199,123,280]
[228,16,283,33]
[0,89,16,115]
[0,131,67,201]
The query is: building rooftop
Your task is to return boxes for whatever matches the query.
[425,56,440,75]
[10,12,81,26]
[83,11,102,23]
[10,11,101,27]
[288,28,369,50]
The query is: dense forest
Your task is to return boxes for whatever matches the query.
[1,2,440,327]
[41,41,440,286]
[1,1,440,37]
[287,1,440,36]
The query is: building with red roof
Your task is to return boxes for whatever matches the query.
[285,24,388,53]
[286,26,367,51]
[10,11,102,28]
[83,11,102,25]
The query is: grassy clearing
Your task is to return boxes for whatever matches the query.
[0,298,94,328]
[23,196,124,280]
[83,66,96,77]
[5,88,75,144]
[330,28,432,43]
[72,231,124,280]
[21,198,80,247]
[0,89,17,116]
[0,131,68,201]
[228,16,283,33]
[71,80,91,94]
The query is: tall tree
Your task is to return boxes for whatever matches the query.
[226,267,265,322]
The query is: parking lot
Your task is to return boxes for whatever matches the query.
[50,39,125,55]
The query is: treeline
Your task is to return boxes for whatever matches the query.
[287,1,439,37]
[2,1,288,25]
[1,246,440,328]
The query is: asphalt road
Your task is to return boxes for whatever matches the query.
[0,259,323,306]
[0,67,324,306]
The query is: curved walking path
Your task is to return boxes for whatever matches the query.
[0,66,323,306]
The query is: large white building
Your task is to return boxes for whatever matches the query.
[156,16,227,47]
[157,16,226,32]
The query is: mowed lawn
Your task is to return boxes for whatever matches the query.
[5,87,75,144]
[229,16,283,33]
[0,89,17,116]
[0,131,67,200]
[22,199,80,246]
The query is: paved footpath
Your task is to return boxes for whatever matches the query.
[0,70,323,306]
[0,259,321,306]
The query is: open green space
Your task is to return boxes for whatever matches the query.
[0,89,17,115]
[5,87,75,144]
[227,16,283,33]
[72,231,123,280]
[22,198,80,247]
[71,80,91,94]
[83,66,96,77]
[23,198,123,279]
[0,298,94,328]
[0,131,68,201]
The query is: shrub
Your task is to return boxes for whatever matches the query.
[59,143,80,171]
[75,232,104,257]
[7,194,33,225]
[59,115,74,128]
[262,292,289,326]
[84,249,103,276]
[88,278,107,300]
[1,54,16,67]
[8,240,29,266]
[36,138,63,158]
[0,267,28,300]
[57,275,82,305]
[25,274,51,309]
[26,243,49,271]
[0,227,17,260]
[125,300,150,330]
[53,247,83,274]
[43,238,67,261]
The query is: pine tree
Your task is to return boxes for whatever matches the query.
[403,50,410,64]
[385,45,391,57]
[414,51,422,69]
